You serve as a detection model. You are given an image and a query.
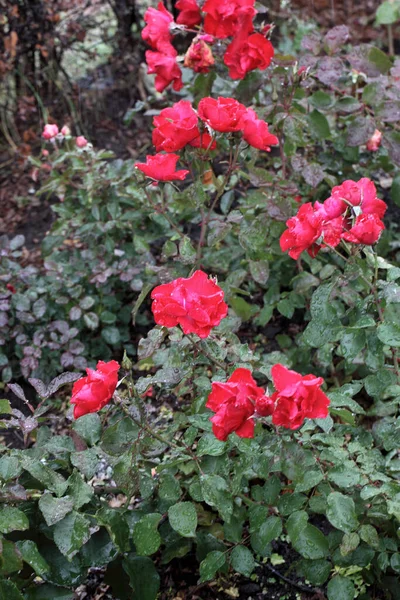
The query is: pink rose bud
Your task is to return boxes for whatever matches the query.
[42,149,49,157]
[297,66,307,76]
[198,34,215,44]
[42,124,59,140]
[61,125,71,136]
[366,129,382,152]
[76,136,88,148]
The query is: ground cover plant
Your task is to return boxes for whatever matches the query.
[1,1,400,599]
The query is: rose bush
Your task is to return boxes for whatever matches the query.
[1,3,400,599]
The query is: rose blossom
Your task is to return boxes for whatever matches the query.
[366,129,382,152]
[151,270,228,338]
[198,96,247,133]
[269,364,330,430]
[322,178,387,220]
[279,203,324,260]
[206,368,273,440]
[76,136,88,148]
[145,50,183,93]
[152,100,199,152]
[184,40,215,73]
[203,0,256,39]
[241,108,279,151]
[61,125,71,136]
[70,360,120,419]
[142,2,175,53]
[341,213,385,245]
[176,0,202,27]
[135,153,189,181]
[224,33,274,80]
[42,124,59,140]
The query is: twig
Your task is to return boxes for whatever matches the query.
[264,562,321,595]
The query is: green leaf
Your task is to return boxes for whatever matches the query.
[72,413,101,446]
[0,539,23,575]
[21,457,68,497]
[53,511,91,560]
[133,513,162,556]
[201,474,233,523]
[377,321,400,347]
[97,508,130,553]
[101,326,121,345]
[81,529,118,568]
[249,260,269,285]
[158,473,181,505]
[179,236,196,264]
[197,432,227,456]
[0,506,29,533]
[0,399,11,414]
[307,109,331,139]
[368,46,392,73]
[230,545,255,577]
[327,575,355,600]
[0,579,24,600]
[67,470,94,509]
[168,502,197,538]
[199,550,226,582]
[326,492,359,533]
[376,1,400,24]
[83,312,99,330]
[340,532,360,556]
[15,540,49,575]
[0,456,22,481]
[123,555,160,600]
[230,296,258,321]
[359,524,380,549]
[298,559,331,585]
[251,515,282,556]
[286,511,329,559]
[24,585,74,600]
[70,448,99,478]
[101,417,139,456]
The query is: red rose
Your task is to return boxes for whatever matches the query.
[270,364,330,430]
[224,33,274,80]
[198,96,247,133]
[189,131,217,150]
[152,100,199,152]
[241,108,278,151]
[323,178,387,220]
[42,124,59,140]
[184,40,215,74]
[366,129,382,152]
[176,0,202,27]
[145,50,183,93]
[70,360,120,419]
[203,0,256,39]
[341,213,385,245]
[280,203,323,260]
[142,2,174,53]
[151,270,228,338]
[206,368,272,441]
[135,153,189,181]
[6,283,16,294]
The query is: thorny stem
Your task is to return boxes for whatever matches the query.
[196,142,241,267]
[187,334,227,371]
[144,185,184,239]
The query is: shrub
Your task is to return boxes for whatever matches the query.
[1,2,400,599]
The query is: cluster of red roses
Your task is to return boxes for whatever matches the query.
[280,177,387,260]
[142,0,274,93]
[135,97,278,181]
[206,365,330,440]
[70,270,330,435]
